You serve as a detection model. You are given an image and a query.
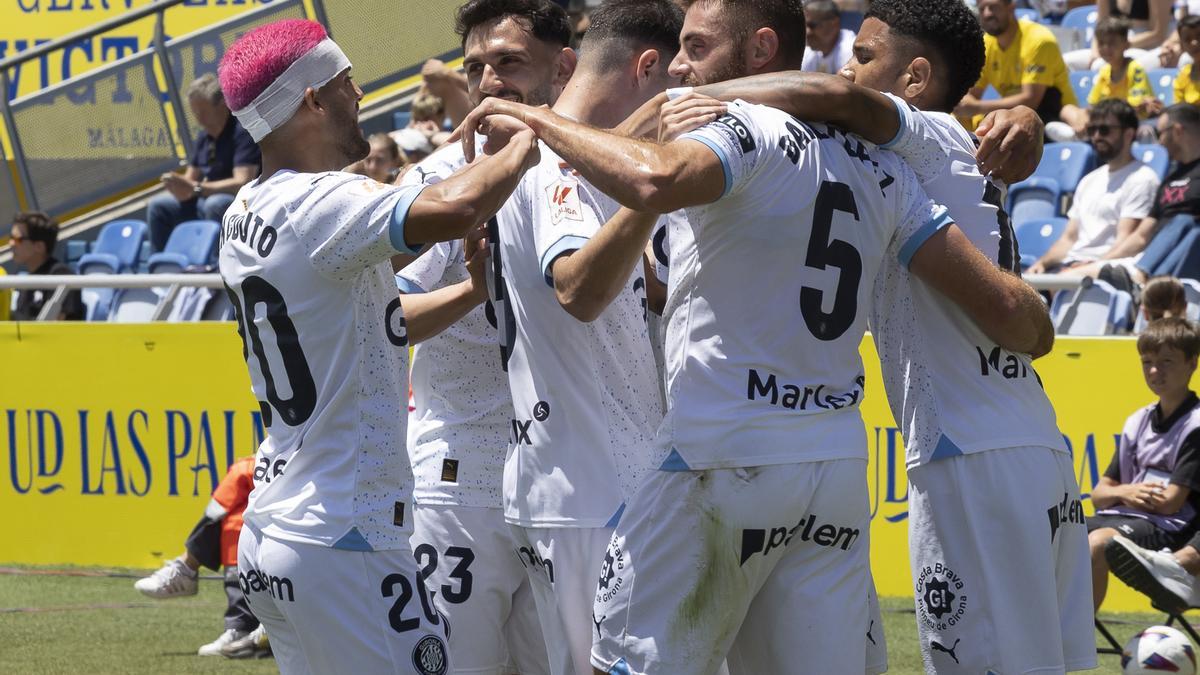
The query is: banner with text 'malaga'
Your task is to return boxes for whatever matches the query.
[0,323,1168,611]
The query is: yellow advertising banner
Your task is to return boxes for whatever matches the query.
[0,323,1177,611]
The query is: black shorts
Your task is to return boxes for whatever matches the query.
[1088,514,1195,552]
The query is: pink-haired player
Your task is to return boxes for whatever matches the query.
[217,19,539,675]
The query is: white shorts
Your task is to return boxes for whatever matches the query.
[592,459,871,675]
[908,446,1096,674]
[237,523,450,675]
[411,504,549,675]
[509,524,613,675]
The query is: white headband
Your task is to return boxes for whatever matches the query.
[232,38,352,142]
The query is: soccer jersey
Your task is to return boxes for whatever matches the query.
[976,19,1076,122]
[1089,58,1152,109]
[398,145,512,510]
[491,146,664,528]
[219,170,424,551]
[1175,64,1200,105]
[663,101,950,470]
[877,96,1068,466]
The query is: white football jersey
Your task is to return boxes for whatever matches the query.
[397,145,512,510]
[876,95,1067,467]
[663,101,950,469]
[491,145,664,528]
[219,170,424,551]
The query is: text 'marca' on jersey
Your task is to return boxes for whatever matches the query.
[664,101,952,470]
[219,170,424,552]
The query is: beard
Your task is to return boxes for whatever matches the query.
[683,57,750,87]
[331,101,371,164]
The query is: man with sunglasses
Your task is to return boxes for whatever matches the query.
[1028,98,1160,276]
[9,211,83,321]
[801,1,854,74]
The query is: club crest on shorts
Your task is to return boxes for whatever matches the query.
[411,635,448,675]
[915,562,967,631]
[596,538,627,605]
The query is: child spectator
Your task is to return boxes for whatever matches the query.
[1143,276,1191,323]
[1087,317,1200,611]
[349,133,405,183]
[1090,19,1158,116]
[1176,16,1200,105]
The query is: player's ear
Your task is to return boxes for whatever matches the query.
[302,87,323,114]
[748,27,780,71]
[635,49,661,86]
[903,57,933,103]
[554,47,578,90]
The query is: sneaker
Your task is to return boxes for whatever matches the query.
[198,628,248,656]
[221,624,272,659]
[1106,535,1196,614]
[133,557,198,599]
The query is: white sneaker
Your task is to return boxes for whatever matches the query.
[1106,535,1196,613]
[133,557,198,599]
[221,624,271,659]
[198,628,248,656]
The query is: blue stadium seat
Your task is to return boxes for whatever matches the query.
[1062,6,1098,46]
[146,220,220,274]
[64,239,88,271]
[76,219,147,275]
[982,86,1001,101]
[1010,185,1061,228]
[1015,217,1068,269]
[1051,278,1132,335]
[1150,68,1178,105]
[1132,143,1170,180]
[840,10,864,33]
[1008,142,1096,217]
[393,110,412,131]
[1016,7,1041,22]
[1070,71,1094,107]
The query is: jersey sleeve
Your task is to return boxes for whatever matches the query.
[1021,35,1064,87]
[678,102,769,199]
[397,241,453,294]
[532,166,605,285]
[292,173,426,282]
[1103,451,1121,482]
[879,94,953,184]
[1170,428,1200,494]
[890,163,955,269]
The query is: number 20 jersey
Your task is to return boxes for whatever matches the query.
[219,170,424,552]
[665,101,952,469]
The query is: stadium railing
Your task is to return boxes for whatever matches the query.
[2,272,221,321]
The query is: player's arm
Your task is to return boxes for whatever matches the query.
[643,248,667,316]
[909,224,1055,359]
[551,208,659,322]
[458,99,724,213]
[397,235,489,344]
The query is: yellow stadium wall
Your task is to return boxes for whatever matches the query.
[0,323,1180,612]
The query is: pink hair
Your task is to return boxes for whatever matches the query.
[219,19,329,111]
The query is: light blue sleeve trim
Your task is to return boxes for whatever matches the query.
[395,275,426,294]
[680,133,733,197]
[879,95,908,150]
[387,183,428,255]
[898,207,954,269]
[539,234,592,286]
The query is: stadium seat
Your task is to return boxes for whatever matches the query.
[146,220,220,274]
[1149,68,1179,105]
[64,239,88,271]
[1051,278,1133,335]
[1015,7,1041,22]
[1010,185,1061,229]
[1182,278,1200,322]
[1062,6,1098,46]
[1070,71,1094,107]
[1008,142,1095,217]
[1132,143,1170,180]
[982,86,1001,101]
[393,110,412,131]
[76,219,147,275]
[840,10,864,33]
[1015,217,1068,269]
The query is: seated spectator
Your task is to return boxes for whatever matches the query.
[957,0,1078,130]
[801,1,855,74]
[1028,100,1161,274]
[147,74,260,252]
[1066,0,1175,71]
[133,456,269,658]
[1174,16,1200,105]
[348,133,405,183]
[419,58,471,128]
[410,91,452,148]
[1087,317,1200,611]
[9,212,83,321]
[1143,276,1190,323]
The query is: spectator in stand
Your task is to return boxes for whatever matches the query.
[1142,276,1190,323]
[133,456,269,658]
[0,268,9,321]
[348,133,405,184]
[1029,100,1161,275]
[419,58,471,128]
[1089,317,1200,611]
[1174,16,1200,105]
[1065,0,1175,71]
[9,212,83,321]
[411,91,452,148]
[801,1,855,74]
[957,0,1079,130]
[146,74,260,252]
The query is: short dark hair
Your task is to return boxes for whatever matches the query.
[580,0,684,68]
[1139,316,1200,360]
[681,0,808,67]
[865,0,984,112]
[455,0,571,48]
[805,0,839,21]
[13,211,58,253]
[1165,103,1200,133]
[1180,15,1200,33]
[1090,98,1139,130]
[1094,17,1131,42]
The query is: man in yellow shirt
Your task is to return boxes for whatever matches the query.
[957,0,1077,128]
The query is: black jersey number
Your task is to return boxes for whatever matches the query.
[801,181,863,341]
[226,276,317,427]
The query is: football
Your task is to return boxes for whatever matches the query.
[1123,626,1197,675]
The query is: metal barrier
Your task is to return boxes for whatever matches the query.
[1,273,222,321]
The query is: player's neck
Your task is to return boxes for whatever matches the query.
[259,143,349,179]
[553,73,633,129]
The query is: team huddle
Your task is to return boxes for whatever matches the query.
[215,0,1095,674]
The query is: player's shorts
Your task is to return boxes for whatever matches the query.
[508,524,612,675]
[238,523,450,675]
[866,569,888,675]
[592,459,871,675]
[411,504,549,675]
[1087,513,1195,552]
[908,445,1095,674]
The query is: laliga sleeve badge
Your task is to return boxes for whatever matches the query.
[412,635,448,675]
[546,180,583,225]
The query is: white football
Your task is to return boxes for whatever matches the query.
[1123,626,1197,675]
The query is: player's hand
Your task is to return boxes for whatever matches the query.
[975,106,1044,184]
[161,173,196,201]
[463,224,491,302]
[453,98,534,162]
[658,92,727,143]
[508,128,541,174]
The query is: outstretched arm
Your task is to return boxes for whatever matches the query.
[397,231,490,344]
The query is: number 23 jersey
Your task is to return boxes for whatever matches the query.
[219,170,424,552]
